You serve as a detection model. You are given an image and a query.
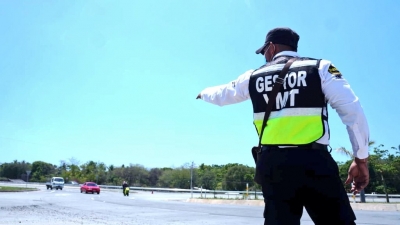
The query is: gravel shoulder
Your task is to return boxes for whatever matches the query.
[1,186,399,225]
[187,199,400,211]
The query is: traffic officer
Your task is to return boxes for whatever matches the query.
[196,27,370,225]
[122,181,129,196]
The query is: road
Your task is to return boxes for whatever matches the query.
[0,185,399,225]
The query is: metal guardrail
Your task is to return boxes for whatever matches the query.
[1,181,400,199]
[99,185,265,196]
[347,193,400,198]
[78,185,400,199]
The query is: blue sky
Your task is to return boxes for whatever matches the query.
[0,0,399,169]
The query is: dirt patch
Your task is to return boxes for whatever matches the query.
[0,204,138,225]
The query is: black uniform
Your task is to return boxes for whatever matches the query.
[251,56,355,225]
[198,27,369,225]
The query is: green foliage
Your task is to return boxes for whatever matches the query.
[158,163,196,189]
[0,186,38,192]
[3,142,399,193]
[0,160,31,180]
[31,161,56,182]
[158,169,175,188]
[110,164,150,186]
[337,143,400,194]
[198,169,217,190]
[338,160,353,192]
[149,168,163,187]
[0,177,10,181]
[223,164,254,191]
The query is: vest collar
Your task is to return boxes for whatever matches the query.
[272,51,300,61]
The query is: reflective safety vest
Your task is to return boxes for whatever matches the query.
[248,56,327,145]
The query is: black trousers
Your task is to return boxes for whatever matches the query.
[256,146,356,225]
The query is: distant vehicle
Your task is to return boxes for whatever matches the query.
[80,182,100,194]
[46,177,65,190]
[65,181,79,185]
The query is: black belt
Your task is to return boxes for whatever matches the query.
[261,142,330,152]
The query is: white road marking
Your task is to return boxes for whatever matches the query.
[54,194,70,196]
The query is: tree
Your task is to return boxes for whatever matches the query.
[223,164,254,191]
[80,161,98,182]
[369,145,398,203]
[148,168,162,187]
[31,161,56,182]
[95,162,108,184]
[336,141,375,202]
[68,157,80,166]
[124,164,149,186]
[199,169,217,190]
[66,164,81,183]
[158,163,196,189]
[336,140,375,159]
[337,142,400,203]
[0,160,31,180]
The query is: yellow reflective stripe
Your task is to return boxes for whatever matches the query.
[254,108,321,121]
[254,115,323,145]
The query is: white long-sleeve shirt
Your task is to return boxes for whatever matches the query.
[199,51,369,159]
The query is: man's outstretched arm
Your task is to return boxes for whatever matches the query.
[196,70,254,106]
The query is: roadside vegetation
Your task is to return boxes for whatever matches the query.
[1,143,399,195]
[0,186,38,192]
[0,177,10,181]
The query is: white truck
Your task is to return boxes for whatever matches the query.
[45,177,65,190]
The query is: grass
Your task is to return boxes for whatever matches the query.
[0,186,39,192]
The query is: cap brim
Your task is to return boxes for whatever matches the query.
[255,43,267,54]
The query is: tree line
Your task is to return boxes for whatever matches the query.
[1,143,399,193]
[337,143,400,196]
[0,159,256,191]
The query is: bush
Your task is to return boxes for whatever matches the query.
[0,177,10,181]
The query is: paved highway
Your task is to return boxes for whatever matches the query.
[0,185,399,225]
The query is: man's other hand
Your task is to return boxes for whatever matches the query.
[345,158,370,194]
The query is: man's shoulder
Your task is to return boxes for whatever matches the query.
[298,57,333,68]
[298,56,323,63]
[299,56,318,60]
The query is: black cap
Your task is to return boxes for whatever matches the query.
[255,27,300,54]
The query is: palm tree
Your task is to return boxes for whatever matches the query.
[336,141,375,159]
[336,141,375,203]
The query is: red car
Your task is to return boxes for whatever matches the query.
[80,182,100,194]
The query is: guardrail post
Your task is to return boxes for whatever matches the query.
[246,183,248,200]
[360,189,366,203]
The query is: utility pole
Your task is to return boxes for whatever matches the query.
[26,171,31,188]
[106,166,109,185]
[190,161,194,199]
